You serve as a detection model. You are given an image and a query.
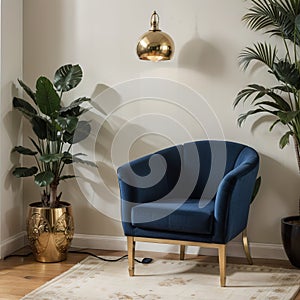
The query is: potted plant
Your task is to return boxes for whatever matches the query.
[234,0,300,267]
[12,64,96,262]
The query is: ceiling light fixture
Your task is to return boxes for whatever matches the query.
[136,11,174,62]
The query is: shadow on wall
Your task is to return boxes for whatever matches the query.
[5,83,23,192]
[178,34,225,76]
[248,152,299,243]
[72,83,173,220]
[262,154,299,210]
[250,115,300,212]
[3,83,23,236]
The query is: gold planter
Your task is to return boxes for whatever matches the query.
[27,202,74,263]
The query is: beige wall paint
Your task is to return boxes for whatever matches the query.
[22,0,300,245]
[0,0,23,258]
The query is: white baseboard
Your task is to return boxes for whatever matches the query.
[0,231,26,259]
[72,234,288,261]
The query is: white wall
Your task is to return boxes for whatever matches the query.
[22,0,300,250]
[0,0,24,258]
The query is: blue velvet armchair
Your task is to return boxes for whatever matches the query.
[117,140,259,286]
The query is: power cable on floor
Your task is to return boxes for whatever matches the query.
[3,250,153,264]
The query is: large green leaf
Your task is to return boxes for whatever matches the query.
[17,79,36,104]
[36,76,60,117]
[61,151,97,167]
[31,116,48,140]
[59,97,91,114]
[59,97,91,118]
[54,64,83,92]
[64,120,91,144]
[46,121,59,141]
[13,97,37,119]
[32,116,58,142]
[59,104,89,118]
[12,146,37,156]
[56,116,78,132]
[13,166,38,178]
[29,137,42,155]
[39,153,64,163]
[34,171,55,187]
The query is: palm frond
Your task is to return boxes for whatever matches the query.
[234,83,291,111]
[275,0,300,18]
[271,85,295,93]
[237,107,276,127]
[277,110,300,124]
[239,42,277,71]
[234,84,269,107]
[273,60,300,89]
[273,0,300,43]
[279,130,294,148]
[254,100,282,109]
[269,119,281,131]
[243,0,300,43]
[242,0,280,31]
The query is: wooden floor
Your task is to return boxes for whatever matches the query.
[0,247,299,299]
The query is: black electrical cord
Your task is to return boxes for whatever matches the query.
[69,250,153,264]
[3,252,32,260]
[3,250,153,264]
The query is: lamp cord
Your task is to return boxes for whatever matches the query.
[3,249,153,264]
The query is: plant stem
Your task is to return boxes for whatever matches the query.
[292,134,300,216]
[283,34,292,63]
[58,143,72,178]
[293,135,300,173]
[49,182,58,208]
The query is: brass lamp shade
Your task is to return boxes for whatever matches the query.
[137,11,174,62]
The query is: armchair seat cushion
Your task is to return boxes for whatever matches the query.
[131,198,215,235]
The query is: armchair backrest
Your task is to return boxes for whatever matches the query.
[117,145,182,204]
[183,140,255,200]
[117,140,259,207]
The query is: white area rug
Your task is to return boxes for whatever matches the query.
[22,256,300,300]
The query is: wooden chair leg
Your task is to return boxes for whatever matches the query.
[218,244,226,287]
[127,236,135,276]
[180,245,185,260]
[242,228,253,265]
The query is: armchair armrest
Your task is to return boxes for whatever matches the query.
[118,145,183,235]
[213,148,259,243]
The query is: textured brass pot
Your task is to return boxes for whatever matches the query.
[27,202,74,263]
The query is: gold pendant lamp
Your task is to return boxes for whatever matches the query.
[137,11,174,62]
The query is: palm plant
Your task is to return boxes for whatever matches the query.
[235,0,300,173]
[12,64,96,208]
